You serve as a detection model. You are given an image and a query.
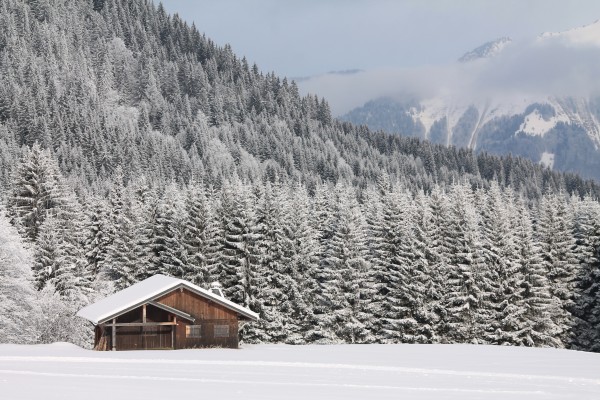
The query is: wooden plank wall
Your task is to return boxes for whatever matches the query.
[175,319,239,349]
[157,288,240,349]
[158,288,239,320]
[113,326,173,350]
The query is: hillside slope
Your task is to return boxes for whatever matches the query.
[0,0,596,195]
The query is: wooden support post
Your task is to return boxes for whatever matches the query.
[172,316,176,350]
[112,318,116,351]
[142,304,147,350]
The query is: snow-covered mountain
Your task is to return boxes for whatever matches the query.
[458,37,512,62]
[342,21,600,180]
[539,18,600,46]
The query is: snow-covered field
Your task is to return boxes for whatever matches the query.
[1,343,599,400]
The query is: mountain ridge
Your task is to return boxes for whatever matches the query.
[458,37,512,62]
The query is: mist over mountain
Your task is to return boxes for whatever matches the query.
[304,21,600,180]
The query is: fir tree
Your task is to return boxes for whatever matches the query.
[322,185,371,343]
[105,192,139,290]
[370,185,419,343]
[150,188,187,279]
[570,196,600,350]
[409,190,439,343]
[8,143,68,241]
[426,186,452,342]
[285,184,319,344]
[219,182,261,309]
[510,197,560,347]
[83,197,110,277]
[244,182,292,343]
[443,183,490,344]
[182,185,210,286]
[478,184,520,344]
[305,184,339,343]
[538,192,579,347]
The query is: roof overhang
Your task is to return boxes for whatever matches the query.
[77,275,259,325]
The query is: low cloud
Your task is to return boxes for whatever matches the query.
[298,33,600,116]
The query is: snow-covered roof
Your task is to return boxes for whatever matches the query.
[76,275,259,324]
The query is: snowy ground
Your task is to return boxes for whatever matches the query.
[1,343,599,400]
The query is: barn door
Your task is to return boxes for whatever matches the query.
[142,326,173,349]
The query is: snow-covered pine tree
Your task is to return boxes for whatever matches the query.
[243,182,293,343]
[12,145,93,300]
[305,184,339,343]
[285,183,319,344]
[478,183,520,344]
[358,186,385,342]
[361,185,385,271]
[105,189,139,290]
[537,191,579,347]
[203,186,225,283]
[50,191,92,304]
[570,195,600,350]
[83,196,110,277]
[32,214,61,290]
[409,190,439,343]
[182,185,210,286]
[443,183,491,344]
[129,180,157,282]
[8,143,68,241]
[103,167,126,280]
[34,203,91,304]
[150,186,187,278]
[426,186,452,342]
[370,184,420,343]
[323,185,371,343]
[361,185,385,336]
[218,182,261,309]
[509,196,560,347]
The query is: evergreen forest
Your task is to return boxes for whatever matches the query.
[1,0,600,351]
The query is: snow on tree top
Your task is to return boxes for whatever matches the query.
[76,274,259,324]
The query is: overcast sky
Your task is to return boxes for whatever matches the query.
[158,0,600,78]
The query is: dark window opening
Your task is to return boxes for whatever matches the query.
[214,325,229,338]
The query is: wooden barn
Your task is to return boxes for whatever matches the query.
[77,275,259,351]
